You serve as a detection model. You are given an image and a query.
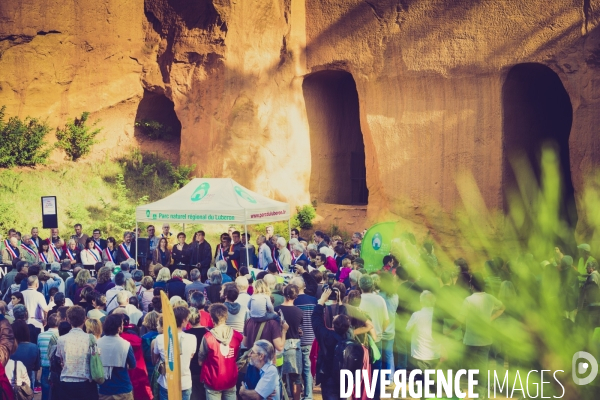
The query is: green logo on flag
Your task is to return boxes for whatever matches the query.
[234,185,257,203]
[191,182,210,202]
[372,233,382,251]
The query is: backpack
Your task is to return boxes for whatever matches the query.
[333,339,364,375]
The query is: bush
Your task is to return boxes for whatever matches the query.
[293,205,316,230]
[135,119,173,140]
[0,106,51,167]
[55,112,102,161]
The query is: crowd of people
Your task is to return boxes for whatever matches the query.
[0,223,597,400]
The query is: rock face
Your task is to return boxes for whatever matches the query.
[2,0,600,243]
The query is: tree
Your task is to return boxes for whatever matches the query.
[0,106,51,167]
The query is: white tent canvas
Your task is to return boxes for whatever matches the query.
[135,178,291,224]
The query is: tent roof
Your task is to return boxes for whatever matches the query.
[135,178,290,224]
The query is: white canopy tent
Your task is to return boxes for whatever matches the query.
[135,178,291,268]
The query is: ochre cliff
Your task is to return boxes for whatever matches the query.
[2,0,600,246]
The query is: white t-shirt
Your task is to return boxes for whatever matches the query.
[153,331,197,390]
[406,307,440,360]
[105,286,125,313]
[359,292,389,342]
[5,360,30,387]
[21,288,49,323]
[459,292,503,346]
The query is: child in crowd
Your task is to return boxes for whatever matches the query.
[338,258,352,284]
[248,280,280,323]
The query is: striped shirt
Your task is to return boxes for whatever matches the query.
[294,294,317,346]
[37,329,58,368]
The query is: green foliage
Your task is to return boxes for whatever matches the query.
[0,106,51,167]
[120,149,195,201]
[55,112,102,161]
[134,119,173,140]
[292,205,316,230]
[0,170,23,193]
[251,221,290,238]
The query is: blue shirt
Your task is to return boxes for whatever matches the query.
[98,346,136,395]
[255,362,280,400]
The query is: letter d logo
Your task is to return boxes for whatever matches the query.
[572,351,598,385]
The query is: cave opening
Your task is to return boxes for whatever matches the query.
[134,90,182,140]
[302,70,368,206]
[502,63,577,230]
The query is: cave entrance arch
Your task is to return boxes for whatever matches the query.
[502,63,577,232]
[302,70,369,205]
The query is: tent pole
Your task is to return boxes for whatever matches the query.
[135,220,138,269]
[288,218,291,241]
[183,223,186,236]
[244,224,250,270]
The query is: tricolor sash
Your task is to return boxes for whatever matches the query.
[274,257,284,273]
[30,239,38,251]
[50,243,60,260]
[65,248,76,261]
[87,249,101,263]
[218,245,225,261]
[21,243,37,257]
[229,244,238,271]
[104,248,115,263]
[39,251,49,263]
[93,240,103,251]
[119,243,132,259]
[291,253,298,264]
[4,240,18,259]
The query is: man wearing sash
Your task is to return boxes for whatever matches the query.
[48,228,60,247]
[91,229,106,252]
[30,227,42,249]
[20,235,39,264]
[229,232,256,269]
[1,237,20,264]
[50,239,64,262]
[117,232,137,265]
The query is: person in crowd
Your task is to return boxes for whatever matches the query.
[144,225,160,276]
[276,284,304,400]
[235,276,251,308]
[120,262,132,281]
[11,319,40,394]
[198,303,242,400]
[256,235,273,271]
[290,244,308,268]
[185,268,207,300]
[30,227,42,250]
[276,237,291,273]
[222,283,248,333]
[141,311,160,382]
[577,243,596,281]
[38,240,55,264]
[88,292,107,322]
[153,306,196,400]
[358,274,388,400]
[1,259,27,296]
[311,288,353,400]
[71,224,88,249]
[406,290,442,371]
[4,354,31,394]
[154,267,171,292]
[376,272,398,372]
[248,280,278,323]
[183,307,207,400]
[189,292,213,328]
[38,313,59,400]
[229,232,256,269]
[189,231,213,282]
[73,269,91,301]
[152,237,171,270]
[215,260,232,284]
[102,237,118,264]
[1,237,21,264]
[166,269,187,299]
[171,232,190,271]
[160,223,174,247]
[290,273,316,400]
[21,275,49,329]
[106,272,127,313]
[85,318,103,339]
[138,277,155,314]
[351,232,362,256]
[97,314,137,400]
[56,305,99,399]
[241,347,279,400]
[116,232,136,264]
[206,269,223,305]
[453,273,505,399]
[118,313,152,400]
[81,238,101,266]
[0,301,13,324]
[63,239,82,265]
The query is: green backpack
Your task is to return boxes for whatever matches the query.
[89,335,105,384]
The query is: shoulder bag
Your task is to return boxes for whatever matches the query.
[89,334,105,384]
[11,361,33,400]
[236,322,266,372]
